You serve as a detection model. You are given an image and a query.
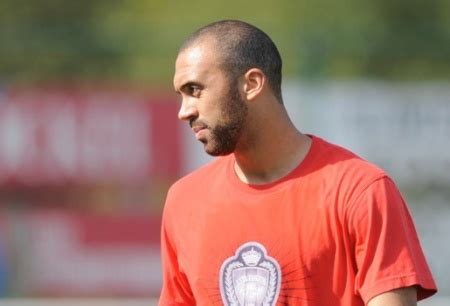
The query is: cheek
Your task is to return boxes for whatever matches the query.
[205,97,227,118]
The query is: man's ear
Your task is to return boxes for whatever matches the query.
[243,68,265,101]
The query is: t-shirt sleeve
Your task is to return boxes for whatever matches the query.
[159,195,195,306]
[347,176,437,304]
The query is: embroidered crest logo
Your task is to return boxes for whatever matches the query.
[219,242,281,306]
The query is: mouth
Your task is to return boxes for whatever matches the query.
[192,125,206,133]
[191,124,208,140]
[191,120,208,132]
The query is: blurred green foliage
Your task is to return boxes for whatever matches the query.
[0,0,449,86]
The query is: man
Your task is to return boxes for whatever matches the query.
[160,20,437,305]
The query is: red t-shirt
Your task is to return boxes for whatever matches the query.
[159,136,437,305]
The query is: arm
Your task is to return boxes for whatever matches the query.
[159,200,195,305]
[348,177,436,303]
[367,286,417,306]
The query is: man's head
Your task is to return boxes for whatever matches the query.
[173,20,283,156]
[180,20,283,102]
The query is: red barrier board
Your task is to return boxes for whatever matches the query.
[0,87,181,185]
[23,211,162,297]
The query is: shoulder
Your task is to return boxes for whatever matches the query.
[166,155,230,203]
[314,137,387,183]
[310,136,390,203]
[162,156,231,229]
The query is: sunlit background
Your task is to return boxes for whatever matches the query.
[0,1,449,305]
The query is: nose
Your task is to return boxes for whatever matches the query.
[178,98,198,122]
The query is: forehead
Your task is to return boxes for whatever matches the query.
[173,42,223,89]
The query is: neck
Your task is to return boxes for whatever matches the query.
[233,109,312,185]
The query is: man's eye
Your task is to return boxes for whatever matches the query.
[189,86,201,97]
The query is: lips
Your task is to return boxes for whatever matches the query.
[191,124,208,140]
[191,121,208,132]
[192,125,206,133]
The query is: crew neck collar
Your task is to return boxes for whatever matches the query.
[226,135,320,194]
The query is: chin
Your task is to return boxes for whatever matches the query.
[202,137,237,156]
[204,146,235,157]
[204,148,222,157]
[207,151,233,157]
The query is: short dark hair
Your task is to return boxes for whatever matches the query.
[180,20,283,103]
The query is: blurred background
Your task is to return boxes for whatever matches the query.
[0,0,449,305]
